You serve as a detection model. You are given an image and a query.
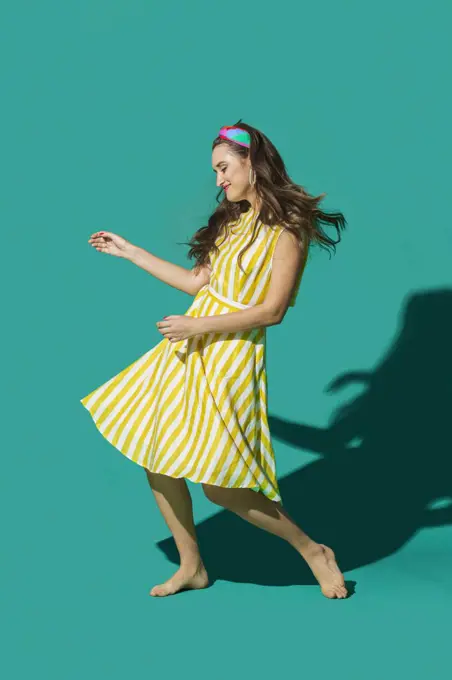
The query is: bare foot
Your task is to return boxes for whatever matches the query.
[149,563,209,597]
[302,543,348,599]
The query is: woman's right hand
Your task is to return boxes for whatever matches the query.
[88,231,134,259]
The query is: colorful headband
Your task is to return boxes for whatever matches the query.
[218,125,251,148]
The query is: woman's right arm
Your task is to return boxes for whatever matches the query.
[88,231,211,296]
[127,244,211,296]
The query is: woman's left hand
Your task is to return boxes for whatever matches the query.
[156,315,200,342]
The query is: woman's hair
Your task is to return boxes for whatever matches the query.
[185,119,347,274]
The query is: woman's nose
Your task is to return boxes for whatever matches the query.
[216,174,224,188]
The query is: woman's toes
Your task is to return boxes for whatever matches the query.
[150,585,165,597]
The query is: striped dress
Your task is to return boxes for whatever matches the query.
[80,207,306,504]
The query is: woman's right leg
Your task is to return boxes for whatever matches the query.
[145,469,209,597]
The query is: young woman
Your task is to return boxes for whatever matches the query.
[81,121,348,599]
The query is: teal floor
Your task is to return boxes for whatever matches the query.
[7,452,451,679]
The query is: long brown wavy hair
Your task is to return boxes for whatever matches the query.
[184,119,347,275]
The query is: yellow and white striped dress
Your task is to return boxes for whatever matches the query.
[80,207,306,504]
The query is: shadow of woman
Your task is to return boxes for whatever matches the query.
[156,287,452,587]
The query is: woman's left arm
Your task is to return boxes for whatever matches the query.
[197,303,279,334]
[157,230,305,340]
[197,230,306,334]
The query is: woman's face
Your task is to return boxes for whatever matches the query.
[212,144,253,204]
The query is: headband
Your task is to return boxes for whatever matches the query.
[218,125,251,148]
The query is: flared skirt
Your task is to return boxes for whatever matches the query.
[80,283,282,503]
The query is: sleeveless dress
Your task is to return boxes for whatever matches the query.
[80,207,306,504]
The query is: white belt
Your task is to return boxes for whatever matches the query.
[206,284,253,310]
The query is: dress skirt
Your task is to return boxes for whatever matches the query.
[80,282,282,503]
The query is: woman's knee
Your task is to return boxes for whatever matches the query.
[201,483,225,505]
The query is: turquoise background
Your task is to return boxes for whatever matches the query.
[3,1,451,678]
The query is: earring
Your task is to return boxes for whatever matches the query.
[249,167,256,186]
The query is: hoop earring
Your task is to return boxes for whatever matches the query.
[249,167,256,187]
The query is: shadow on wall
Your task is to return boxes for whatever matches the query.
[156,288,452,586]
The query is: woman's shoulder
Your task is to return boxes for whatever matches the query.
[266,222,302,244]
[269,225,309,272]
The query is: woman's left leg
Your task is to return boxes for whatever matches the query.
[202,483,347,599]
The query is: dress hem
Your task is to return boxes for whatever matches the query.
[80,399,283,505]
